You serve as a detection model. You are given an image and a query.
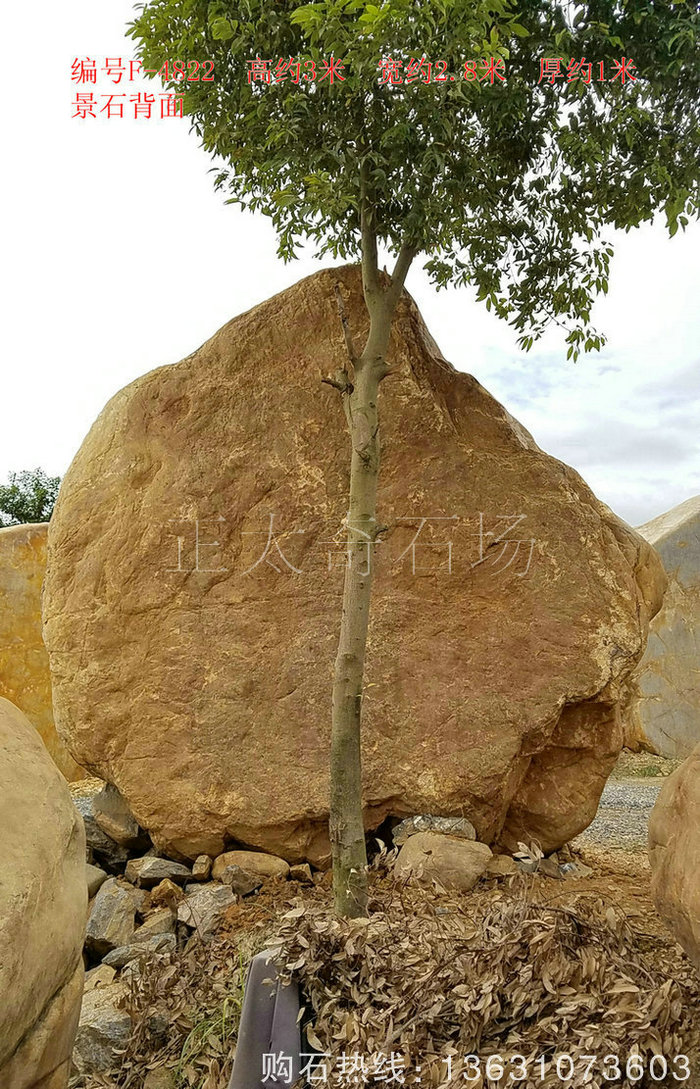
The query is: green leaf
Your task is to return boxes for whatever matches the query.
[210,16,235,39]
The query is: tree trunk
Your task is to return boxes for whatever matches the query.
[329,354,383,918]
[328,184,416,917]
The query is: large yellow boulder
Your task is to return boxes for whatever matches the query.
[0,697,86,1089]
[43,266,664,864]
[649,744,700,969]
[0,523,83,780]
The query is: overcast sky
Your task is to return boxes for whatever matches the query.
[3,0,698,527]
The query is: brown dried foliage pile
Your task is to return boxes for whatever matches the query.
[71,927,269,1089]
[72,863,699,1089]
[271,866,700,1089]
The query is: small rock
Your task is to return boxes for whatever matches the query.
[487,854,518,877]
[86,863,109,898]
[85,878,136,958]
[191,854,213,881]
[125,856,191,888]
[84,964,117,991]
[73,795,130,871]
[289,863,313,884]
[132,907,175,942]
[211,850,289,881]
[94,782,149,850]
[146,1011,172,1043]
[177,883,236,939]
[103,933,176,968]
[539,857,564,880]
[72,982,131,1074]
[392,815,477,846]
[395,833,492,891]
[151,878,184,909]
[219,865,262,896]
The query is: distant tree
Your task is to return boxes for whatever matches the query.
[0,469,62,527]
[130,0,700,917]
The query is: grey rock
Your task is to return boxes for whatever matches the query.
[219,864,261,896]
[94,782,149,850]
[392,815,476,846]
[72,982,131,1074]
[102,933,176,968]
[177,883,236,939]
[191,854,213,881]
[124,855,191,888]
[85,878,136,958]
[146,1011,172,1043]
[86,863,109,898]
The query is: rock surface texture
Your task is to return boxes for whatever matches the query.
[43,266,664,864]
[73,983,131,1076]
[648,743,700,969]
[395,833,492,890]
[0,697,86,1089]
[85,878,137,958]
[626,495,700,758]
[0,522,83,780]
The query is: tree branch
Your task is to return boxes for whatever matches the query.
[322,372,354,394]
[384,240,418,312]
[360,162,380,304]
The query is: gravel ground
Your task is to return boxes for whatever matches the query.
[574,777,664,850]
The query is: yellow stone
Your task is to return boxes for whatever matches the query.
[0,523,83,780]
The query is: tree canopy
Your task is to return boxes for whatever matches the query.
[130,0,699,357]
[0,469,62,527]
[129,0,700,917]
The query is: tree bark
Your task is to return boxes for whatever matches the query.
[329,217,416,918]
[330,350,382,917]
